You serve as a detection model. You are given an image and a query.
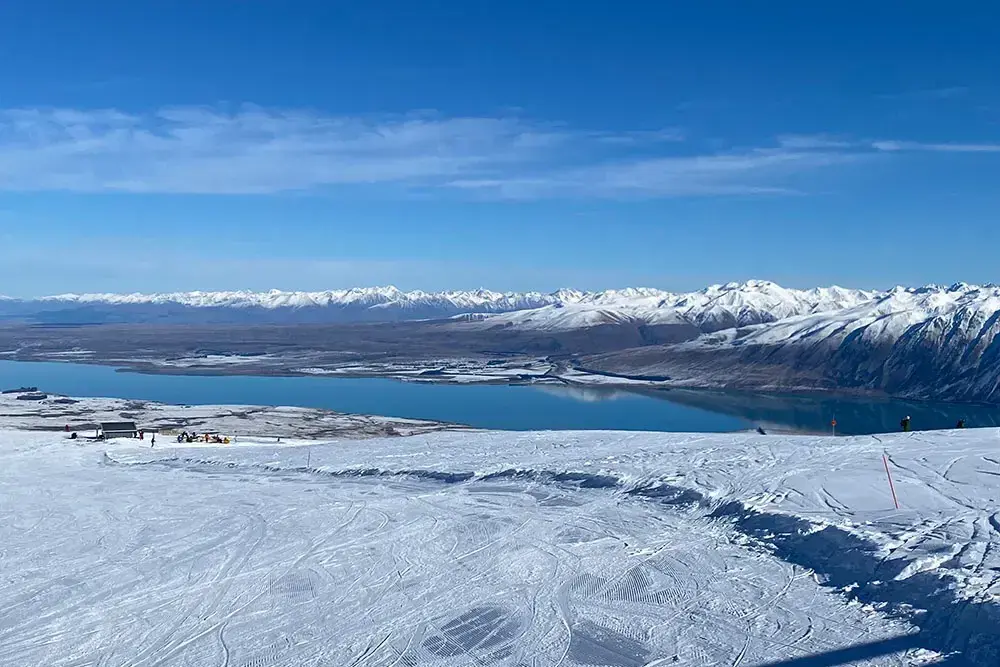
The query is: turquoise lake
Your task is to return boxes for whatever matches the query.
[2,360,998,435]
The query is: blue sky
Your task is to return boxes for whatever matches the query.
[1,1,998,296]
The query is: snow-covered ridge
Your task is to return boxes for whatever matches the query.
[469,279,879,332]
[584,281,1000,403]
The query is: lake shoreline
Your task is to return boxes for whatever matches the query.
[0,350,919,398]
[0,391,467,440]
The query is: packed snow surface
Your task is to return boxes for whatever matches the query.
[6,417,1000,664]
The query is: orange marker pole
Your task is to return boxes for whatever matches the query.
[882,453,899,510]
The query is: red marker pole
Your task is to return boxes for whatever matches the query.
[882,453,900,510]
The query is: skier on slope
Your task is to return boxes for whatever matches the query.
[900,415,911,432]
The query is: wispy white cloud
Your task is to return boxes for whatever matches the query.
[0,107,569,194]
[448,149,856,198]
[777,134,855,150]
[0,105,855,199]
[871,140,1000,153]
[592,127,685,145]
[778,134,1000,155]
[877,86,970,101]
[0,105,994,200]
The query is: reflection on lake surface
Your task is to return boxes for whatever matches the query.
[1,360,998,435]
[658,388,1000,435]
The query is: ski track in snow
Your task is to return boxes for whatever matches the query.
[6,427,1000,665]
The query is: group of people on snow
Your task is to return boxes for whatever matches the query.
[900,415,966,432]
[177,431,230,444]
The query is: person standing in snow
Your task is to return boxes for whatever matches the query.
[900,415,912,432]
[956,419,966,429]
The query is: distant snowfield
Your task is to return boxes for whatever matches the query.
[6,420,1000,665]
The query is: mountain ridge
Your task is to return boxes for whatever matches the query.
[581,282,1000,403]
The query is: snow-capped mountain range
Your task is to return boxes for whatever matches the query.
[0,280,876,327]
[468,280,877,332]
[6,279,1000,401]
[0,286,565,324]
[36,286,564,310]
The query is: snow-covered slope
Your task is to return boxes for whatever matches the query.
[7,422,1000,664]
[586,283,1000,403]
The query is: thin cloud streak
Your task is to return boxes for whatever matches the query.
[0,107,562,194]
[0,106,693,196]
[449,149,855,199]
[877,86,970,101]
[777,135,855,149]
[872,140,1000,153]
[779,134,1000,155]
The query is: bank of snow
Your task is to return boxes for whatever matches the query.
[6,421,1000,664]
